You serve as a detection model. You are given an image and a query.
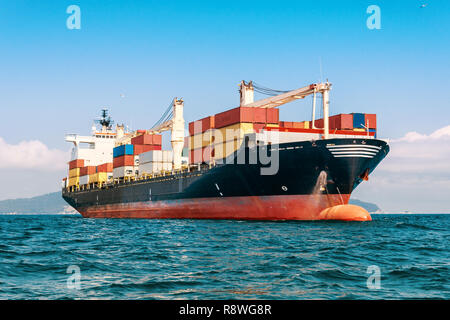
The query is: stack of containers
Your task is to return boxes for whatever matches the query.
[79,166,96,186]
[212,107,279,161]
[90,163,113,184]
[188,116,215,164]
[113,144,136,178]
[139,150,173,175]
[68,159,84,187]
[130,133,162,155]
[188,107,279,164]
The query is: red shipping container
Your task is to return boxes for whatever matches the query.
[365,114,377,129]
[134,144,161,155]
[253,108,267,123]
[80,166,96,176]
[332,114,353,130]
[189,116,215,135]
[280,121,294,128]
[137,130,146,134]
[97,163,113,173]
[189,145,213,164]
[292,122,304,129]
[152,134,162,146]
[131,134,162,146]
[69,159,84,170]
[215,107,265,128]
[266,108,279,124]
[113,155,135,168]
[313,119,324,128]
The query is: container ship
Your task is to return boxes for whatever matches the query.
[62,81,389,221]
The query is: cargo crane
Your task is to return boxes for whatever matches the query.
[239,80,332,139]
[147,98,185,170]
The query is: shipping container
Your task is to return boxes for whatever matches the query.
[330,114,353,130]
[215,123,254,144]
[68,177,79,187]
[79,175,89,186]
[69,168,80,178]
[189,145,214,164]
[140,150,163,164]
[189,116,215,136]
[266,108,279,124]
[188,129,216,150]
[365,114,377,129]
[215,107,269,128]
[80,166,96,176]
[352,113,365,129]
[113,166,136,178]
[113,144,134,158]
[133,144,161,155]
[162,150,173,163]
[214,139,243,160]
[139,162,162,175]
[131,134,162,146]
[69,159,84,170]
[89,172,111,183]
[113,155,135,168]
[97,163,113,173]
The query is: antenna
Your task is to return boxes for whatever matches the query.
[94,108,114,131]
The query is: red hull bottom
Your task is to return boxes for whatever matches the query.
[77,194,371,221]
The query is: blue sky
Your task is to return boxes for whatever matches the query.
[0,1,449,211]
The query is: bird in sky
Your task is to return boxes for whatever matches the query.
[420,3,428,8]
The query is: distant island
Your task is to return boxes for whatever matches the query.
[0,192,381,214]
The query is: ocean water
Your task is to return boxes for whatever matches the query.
[0,214,448,300]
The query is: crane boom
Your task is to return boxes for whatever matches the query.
[241,82,331,109]
[239,81,332,139]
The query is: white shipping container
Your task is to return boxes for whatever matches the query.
[140,150,163,164]
[162,150,173,163]
[162,162,173,171]
[79,175,89,186]
[113,166,135,178]
[139,162,162,175]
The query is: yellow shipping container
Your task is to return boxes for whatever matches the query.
[68,177,79,187]
[189,130,216,150]
[353,128,366,132]
[215,123,254,145]
[69,168,80,178]
[213,138,244,160]
[304,121,310,129]
[89,172,109,183]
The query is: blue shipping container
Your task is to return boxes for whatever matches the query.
[113,144,134,158]
[352,113,365,129]
[369,128,377,139]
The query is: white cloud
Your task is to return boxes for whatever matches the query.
[379,125,450,173]
[0,137,69,171]
[353,125,450,212]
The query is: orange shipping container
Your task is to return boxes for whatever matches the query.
[215,107,270,128]
[364,114,377,129]
[266,108,279,124]
[131,134,162,146]
[97,163,113,173]
[113,155,135,168]
[69,159,84,170]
